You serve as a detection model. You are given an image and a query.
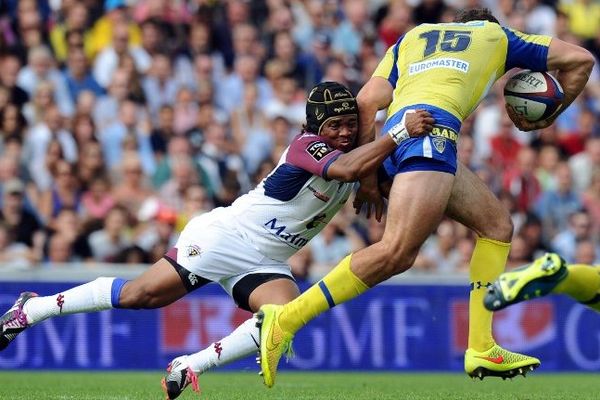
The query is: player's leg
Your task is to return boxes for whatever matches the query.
[163,276,299,399]
[257,167,455,387]
[445,162,539,379]
[485,258,600,312]
[0,257,192,351]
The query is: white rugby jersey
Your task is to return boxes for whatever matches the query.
[225,133,356,262]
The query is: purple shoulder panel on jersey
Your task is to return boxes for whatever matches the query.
[286,133,343,178]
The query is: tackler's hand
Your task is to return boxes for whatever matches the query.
[353,175,385,222]
[405,109,435,137]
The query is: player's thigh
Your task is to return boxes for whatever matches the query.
[445,162,513,241]
[120,257,188,308]
[352,169,455,283]
[247,278,300,312]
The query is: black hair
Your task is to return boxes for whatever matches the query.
[453,8,499,24]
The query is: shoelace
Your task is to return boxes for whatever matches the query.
[3,309,28,330]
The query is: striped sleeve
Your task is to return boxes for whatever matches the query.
[502,27,552,72]
[286,134,342,178]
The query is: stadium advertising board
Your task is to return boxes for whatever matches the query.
[1,281,599,371]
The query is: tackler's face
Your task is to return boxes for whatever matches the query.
[319,115,358,153]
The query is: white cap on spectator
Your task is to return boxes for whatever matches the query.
[3,179,24,195]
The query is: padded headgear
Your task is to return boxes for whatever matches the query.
[305,81,358,135]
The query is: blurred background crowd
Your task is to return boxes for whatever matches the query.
[0,0,599,279]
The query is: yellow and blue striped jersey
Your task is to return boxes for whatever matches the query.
[374,21,552,125]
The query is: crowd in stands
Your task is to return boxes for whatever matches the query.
[0,0,599,279]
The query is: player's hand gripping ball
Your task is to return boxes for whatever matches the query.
[504,70,564,123]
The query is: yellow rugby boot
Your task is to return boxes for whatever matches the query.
[465,344,540,380]
[255,304,294,388]
[485,253,567,311]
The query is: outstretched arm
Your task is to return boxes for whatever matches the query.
[326,109,434,182]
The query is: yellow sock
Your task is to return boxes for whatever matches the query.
[279,254,369,334]
[554,264,600,310]
[469,237,511,352]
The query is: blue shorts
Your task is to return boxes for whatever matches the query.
[381,104,461,178]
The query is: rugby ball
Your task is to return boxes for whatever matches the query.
[504,70,564,122]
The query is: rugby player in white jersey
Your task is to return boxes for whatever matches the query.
[0,81,433,399]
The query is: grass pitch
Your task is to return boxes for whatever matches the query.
[0,371,598,400]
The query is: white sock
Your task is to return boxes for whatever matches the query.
[23,277,116,325]
[187,316,259,374]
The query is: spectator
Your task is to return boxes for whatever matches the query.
[0,103,26,149]
[560,0,600,41]
[17,45,74,116]
[46,207,92,262]
[292,0,332,52]
[0,52,29,107]
[63,46,104,103]
[30,138,63,192]
[415,219,462,273]
[506,234,533,270]
[99,99,155,175]
[112,152,154,218]
[87,204,131,262]
[49,2,91,63]
[87,0,141,58]
[231,82,271,174]
[503,147,542,213]
[136,206,178,263]
[574,239,599,265]
[172,87,198,136]
[212,0,252,69]
[523,0,556,36]
[519,213,552,260]
[197,121,249,197]
[149,105,175,159]
[81,175,115,223]
[24,104,77,176]
[0,221,33,268]
[174,21,225,88]
[489,112,522,171]
[534,162,582,241]
[332,0,373,57]
[535,145,561,191]
[263,75,305,127]
[217,55,272,114]
[38,160,81,224]
[46,233,74,263]
[93,21,150,89]
[0,178,43,248]
[159,155,199,211]
[581,168,600,234]
[22,80,56,126]
[570,137,600,193]
[552,210,598,263]
[141,52,179,119]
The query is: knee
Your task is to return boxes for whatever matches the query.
[377,241,419,277]
[119,282,163,309]
[481,209,514,243]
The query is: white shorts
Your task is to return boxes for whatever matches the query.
[168,208,293,298]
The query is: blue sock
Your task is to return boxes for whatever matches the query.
[111,278,128,308]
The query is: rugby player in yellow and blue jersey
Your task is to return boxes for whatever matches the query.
[256,8,595,386]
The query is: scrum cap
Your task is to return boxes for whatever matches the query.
[305,81,358,135]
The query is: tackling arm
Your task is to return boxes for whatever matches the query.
[326,110,434,182]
